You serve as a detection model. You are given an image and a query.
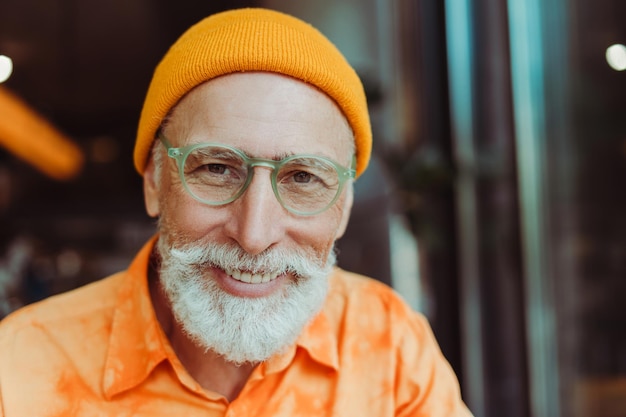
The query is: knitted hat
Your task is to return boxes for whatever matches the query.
[134,7,372,177]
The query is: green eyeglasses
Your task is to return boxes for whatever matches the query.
[159,132,355,216]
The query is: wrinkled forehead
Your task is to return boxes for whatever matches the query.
[163,72,355,162]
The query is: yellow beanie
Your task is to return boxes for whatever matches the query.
[134,7,372,177]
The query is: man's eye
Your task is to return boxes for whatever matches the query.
[206,164,228,174]
[293,171,312,183]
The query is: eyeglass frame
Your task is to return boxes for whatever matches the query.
[157,131,356,216]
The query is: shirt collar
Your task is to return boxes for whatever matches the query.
[257,272,341,376]
[102,235,168,399]
[297,301,340,370]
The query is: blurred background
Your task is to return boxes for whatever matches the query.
[0,0,624,416]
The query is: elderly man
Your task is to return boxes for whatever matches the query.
[0,8,472,416]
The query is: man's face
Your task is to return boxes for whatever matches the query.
[143,72,355,362]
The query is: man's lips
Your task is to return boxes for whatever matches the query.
[216,266,288,298]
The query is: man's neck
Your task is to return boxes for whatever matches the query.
[168,323,257,401]
[148,264,257,402]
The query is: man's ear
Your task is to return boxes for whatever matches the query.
[143,155,161,218]
[335,185,354,240]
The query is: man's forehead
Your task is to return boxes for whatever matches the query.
[178,72,344,111]
[166,72,353,143]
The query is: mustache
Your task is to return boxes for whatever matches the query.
[158,237,336,279]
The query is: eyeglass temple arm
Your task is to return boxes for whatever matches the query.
[346,156,357,179]
[157,130,182,158]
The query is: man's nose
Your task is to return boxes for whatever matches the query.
[223,168,286,255]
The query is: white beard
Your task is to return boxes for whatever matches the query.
[156,236,335,365]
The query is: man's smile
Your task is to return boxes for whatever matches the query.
[225,268,280,284]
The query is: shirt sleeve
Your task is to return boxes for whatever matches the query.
[394,311,474,417]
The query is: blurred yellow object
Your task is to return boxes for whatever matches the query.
[0,85,84,180]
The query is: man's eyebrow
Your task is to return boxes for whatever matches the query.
[240,150,295,161]
[273,151,295,161]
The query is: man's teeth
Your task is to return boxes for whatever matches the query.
[226,268,278,284]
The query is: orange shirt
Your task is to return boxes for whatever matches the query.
[0,238,472,416]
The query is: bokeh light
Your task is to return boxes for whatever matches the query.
[605,44,626,71]
[0,55,13,83]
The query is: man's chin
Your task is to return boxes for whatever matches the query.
[178,285,320,364]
